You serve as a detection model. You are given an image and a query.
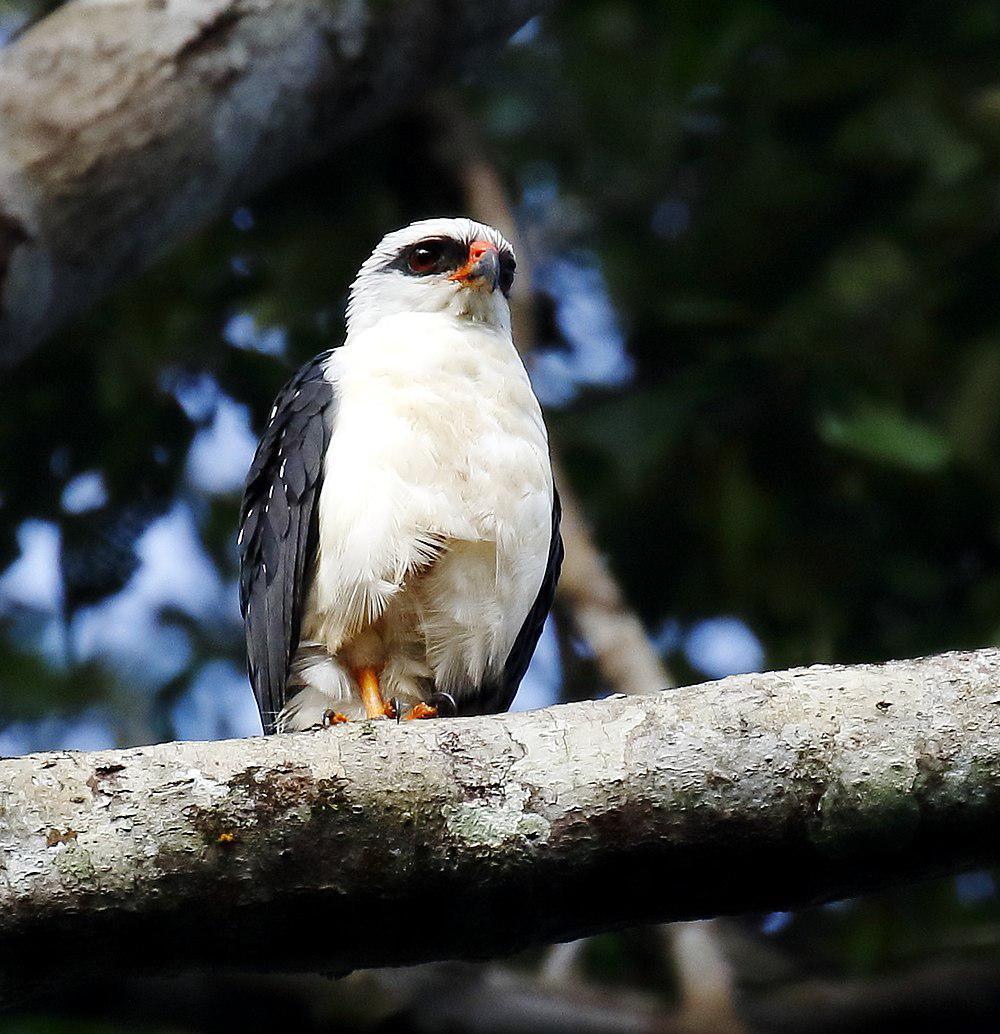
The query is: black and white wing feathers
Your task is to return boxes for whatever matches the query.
[475,488,563,715]
[238,351,336,733]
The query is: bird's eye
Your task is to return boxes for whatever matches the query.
[407,240,445,274]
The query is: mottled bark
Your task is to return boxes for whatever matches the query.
[1,650,999,1001]
[0,0,545,362]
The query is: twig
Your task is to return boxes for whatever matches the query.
[663,922,747,1034]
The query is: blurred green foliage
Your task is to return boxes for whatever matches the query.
[483,0,1000,672]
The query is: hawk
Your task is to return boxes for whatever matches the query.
[238,218,562,732]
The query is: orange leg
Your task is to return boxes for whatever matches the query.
[405,701,439,721]
[357,667,395,719]
[322,710,349,726]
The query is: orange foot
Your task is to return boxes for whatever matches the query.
[357,667,395,719]
[405,702,439,721]
[322,710,349,726]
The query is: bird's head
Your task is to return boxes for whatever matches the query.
[346,218,517,337]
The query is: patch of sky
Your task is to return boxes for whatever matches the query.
[955,870,996,906]
[760,911,793,936]
[517,171,634,406]
[0,609,67,668]
[217,579,242,628]
[653,615,764,680]
[72,503,225,686]
[652,618,684,656]
[164,368,222,423]
[0,709,116,758]
[172,659,262,740]
[683,616,764,679]
[529,254,635,407]
[223,312,288,357]
[61,471,108,515]
[509,15,541,46]
[511,614,562,712]
[0,520,69,662]
[0,520,63,614]
[232,206,254,232]
[185,394,257,495]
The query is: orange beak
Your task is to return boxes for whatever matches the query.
[449,240,501,291]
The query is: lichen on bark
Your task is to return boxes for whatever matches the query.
[0,649,998,1000]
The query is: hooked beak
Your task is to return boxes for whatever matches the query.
[449,240,500,292]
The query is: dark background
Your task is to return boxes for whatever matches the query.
[2,0,1000,1030]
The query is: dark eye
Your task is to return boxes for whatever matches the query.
[407,240,445,274]
[499,255,516,295]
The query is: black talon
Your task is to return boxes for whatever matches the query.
[390,697,402,723]
[428,691,458,717]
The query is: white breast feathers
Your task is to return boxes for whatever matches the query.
[294,310,553,720]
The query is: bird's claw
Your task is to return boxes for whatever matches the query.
[322,709,349,726]
[429,691,458,717]
[403,692,458,720]
[405,701,439,721]
[366,702,396,721]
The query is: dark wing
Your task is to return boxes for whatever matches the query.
[472,487,564,716]
[238,351,337,733]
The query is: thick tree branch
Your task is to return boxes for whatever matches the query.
[0,0,545,362]
[1,649,999,1001]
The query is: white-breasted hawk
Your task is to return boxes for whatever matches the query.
[238,218,562,732]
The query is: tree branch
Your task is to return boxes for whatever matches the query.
[0,0,546,362]
[1,649,998,1001]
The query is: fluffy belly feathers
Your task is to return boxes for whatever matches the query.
[293,313,552,720]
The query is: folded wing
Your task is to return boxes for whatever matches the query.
[238,351,337,733]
